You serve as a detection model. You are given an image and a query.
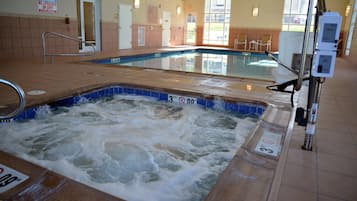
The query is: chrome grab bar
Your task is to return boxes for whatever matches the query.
[42,32,96,64]
[0,78,26,120]
[294,0,316,91]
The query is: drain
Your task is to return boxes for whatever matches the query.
[27,90,47,96]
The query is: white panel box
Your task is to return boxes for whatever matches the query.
[316,12,342,51]
[312,50,337,78]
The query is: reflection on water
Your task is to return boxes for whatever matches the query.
[119,52,280,80]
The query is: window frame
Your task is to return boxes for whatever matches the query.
[282,0,317,32]
[203,0,231,45]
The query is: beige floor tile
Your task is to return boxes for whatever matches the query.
[281,164,317,193]
[316,119,351,133]
[319,170,357,201]
[289,134,306,150]
[315,128,355,145]
[316,140,357,160]
[317,153,357,177]
[316,120,350,133]
[286,148,317,168]
[319,195,347,201]
[277,185,316,201]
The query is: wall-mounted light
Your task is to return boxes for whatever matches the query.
[246,84,253,92]
[252,7,259,17]
[176,5,182,15]
[134,0,140,9]
[345,5,351,17]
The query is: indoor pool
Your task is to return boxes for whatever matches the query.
[0,86,261,201]
[93,49,293,81]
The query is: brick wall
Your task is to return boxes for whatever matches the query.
[0,15,78,60]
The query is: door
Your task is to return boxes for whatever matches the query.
[79,0,100,52]
[119,4,132,49]
[162,11,171,47]
[186,13,196,44]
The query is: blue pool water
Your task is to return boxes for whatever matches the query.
[93,49,289,81]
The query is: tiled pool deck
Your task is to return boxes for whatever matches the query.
[0,48,356,201]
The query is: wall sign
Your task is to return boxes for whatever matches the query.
[0,164,29,193]
[254,131,282,157]
[38,0,57,13]
[168,94,197,105]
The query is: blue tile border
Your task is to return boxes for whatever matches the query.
[8,85,265,122]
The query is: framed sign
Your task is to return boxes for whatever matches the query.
[38,0,57,13]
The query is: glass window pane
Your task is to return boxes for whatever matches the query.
[205,0,211,12]
[284,0,291,13]
[282,0,317,32]
[225,0,231,12]
[203,0,231,45]
[282,25,289,31]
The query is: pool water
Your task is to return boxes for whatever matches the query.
[0,95,257,201]
[116,52,278,81]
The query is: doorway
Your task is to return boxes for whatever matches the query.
[162,11,171,47]
[119,4,133,49]
[186,13,197,44]
[78,0,100,52]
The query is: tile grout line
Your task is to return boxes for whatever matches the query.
[314,135,319,201]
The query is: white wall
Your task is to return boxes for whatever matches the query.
[279,31,314,66]
[275,31,315,82]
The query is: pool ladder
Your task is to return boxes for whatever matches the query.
[42,32,96,64]
[0,78,26,122]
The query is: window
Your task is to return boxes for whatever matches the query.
[203,0,231,45]
[345,3,357,55]
[282,0,317,31]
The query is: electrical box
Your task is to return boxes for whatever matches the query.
[312,12,342,78]
[312,50,337,78]
[316,12,342,51]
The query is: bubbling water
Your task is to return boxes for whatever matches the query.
[0,95,257,201]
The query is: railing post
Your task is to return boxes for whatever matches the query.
[42,32,47,64]
[41,31,96,64]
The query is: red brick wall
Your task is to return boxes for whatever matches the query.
[229,28,280,51]
[0,15,78,60]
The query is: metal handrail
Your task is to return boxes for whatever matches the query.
[0,78,26,120]
[42,32,96,64]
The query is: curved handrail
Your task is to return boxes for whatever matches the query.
[0,78,26,120]
[42,32,96,64]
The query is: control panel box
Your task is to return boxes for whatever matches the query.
[312,12,342,78]
[312,50,337,78]
[316,12,342,51]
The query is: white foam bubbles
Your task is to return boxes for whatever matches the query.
[0,95,257,201]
